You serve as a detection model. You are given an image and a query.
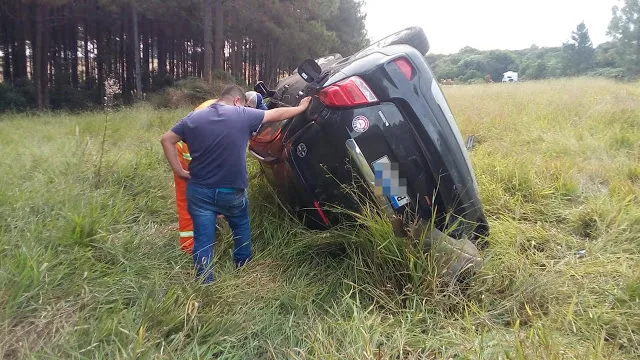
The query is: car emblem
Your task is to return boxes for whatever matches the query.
[297,143,307,157]
[352,115,370,133]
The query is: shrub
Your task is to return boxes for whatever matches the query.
[148,72,247,109]
[585,67,627,80]
[0,78,35,112]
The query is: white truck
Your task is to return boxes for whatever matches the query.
[502,71,518,82]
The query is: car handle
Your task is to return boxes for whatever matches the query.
[249,149,265,161]
[249,149,281,164]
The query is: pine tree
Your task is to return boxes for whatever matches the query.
[608,0,640,75]
[562,22,595,75]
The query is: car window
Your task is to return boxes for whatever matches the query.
[252,119,288,143]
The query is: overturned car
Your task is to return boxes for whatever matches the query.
[249,27,489,277]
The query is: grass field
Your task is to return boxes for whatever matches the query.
[1,78,639,359]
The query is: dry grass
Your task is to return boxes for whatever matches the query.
[0,78,638,359]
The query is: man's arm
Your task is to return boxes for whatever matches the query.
[160,130,190,179]
[262,96,311,123]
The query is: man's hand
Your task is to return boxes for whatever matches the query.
[262,96,313,123]
[176,168,191,179]
[160,130,189,178]
[298,96,312,109]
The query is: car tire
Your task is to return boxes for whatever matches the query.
[355,26,430,56]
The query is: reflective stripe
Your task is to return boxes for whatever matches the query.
[180,231,193,237]
[182,153,192,160]
[178,142,184,149]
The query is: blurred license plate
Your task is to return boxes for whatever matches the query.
[372,155,409,209]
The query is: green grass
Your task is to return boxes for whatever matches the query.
[1,78,639,359]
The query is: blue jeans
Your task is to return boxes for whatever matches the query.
[186,182,252,283]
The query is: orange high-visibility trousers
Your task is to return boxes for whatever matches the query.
[175,141,194,253]
[174,98,218,254]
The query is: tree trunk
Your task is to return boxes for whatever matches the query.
[230,39,237,77]
[34,4,47,110]
[124,7,134,102]
[169,35,175,79]
[234,38,242,80]
[189,42,192,76]
[132,4,142,99]
[2,19,12,84]
[52,18,61,85]
[178,42,182,79]
[3,45,12,84]
[50,8,58,82]
[96,16,104,102]
[62,17,69,83]
[29,36,34,80]
[250,40,256,84]
[213,1,224,71]
[203,0,213,83]
[181,42,186,79]
[157,27,166,79]
[120,14,127,95]
[12,0,27,81]
[259,44,265,81]
[244,38,248,84]
[4,6,14,83]
[14,19,28,81]
[265,41,272,86]
[43,24,50,108]
[142,21,150,92]
[84,11,91,87]
[106,29,113,78]
[198,42,202,77]
[150,30,155,74]
[70,18,79,88]
[196,45,202,77]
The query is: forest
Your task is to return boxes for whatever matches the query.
[427,1,640,84]
[0,0,368,111]
[2,0,639,111]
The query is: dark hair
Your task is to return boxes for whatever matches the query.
[219,85,247,103]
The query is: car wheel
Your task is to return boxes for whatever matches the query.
[355,26,430,56]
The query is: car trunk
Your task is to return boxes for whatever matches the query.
[322,47,488,239]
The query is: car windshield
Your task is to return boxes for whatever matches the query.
[252,118,288,143]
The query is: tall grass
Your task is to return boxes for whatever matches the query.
[1,78,638,359]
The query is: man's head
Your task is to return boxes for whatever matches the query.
[245,91,267,110]
[218,85,248,107]
[245,91,259,108]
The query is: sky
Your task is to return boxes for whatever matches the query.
[363,0,620,54]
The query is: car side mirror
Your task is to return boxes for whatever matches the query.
[253,81,276,99]
[254,81,268,96]
[297,58,321,83]
[254,81,276,98]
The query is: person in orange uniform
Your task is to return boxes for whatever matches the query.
[174,99,218,253]
[174,94,261,253]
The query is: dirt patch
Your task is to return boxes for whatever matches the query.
[1,300,80,359]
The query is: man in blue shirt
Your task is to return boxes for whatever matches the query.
[160,85,311,283]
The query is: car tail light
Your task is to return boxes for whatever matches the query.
[393,57,413,80]
[319,76,378,107]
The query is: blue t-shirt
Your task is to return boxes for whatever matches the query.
[170,103,265,189]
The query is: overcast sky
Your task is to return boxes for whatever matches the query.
[363,0,619,54]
